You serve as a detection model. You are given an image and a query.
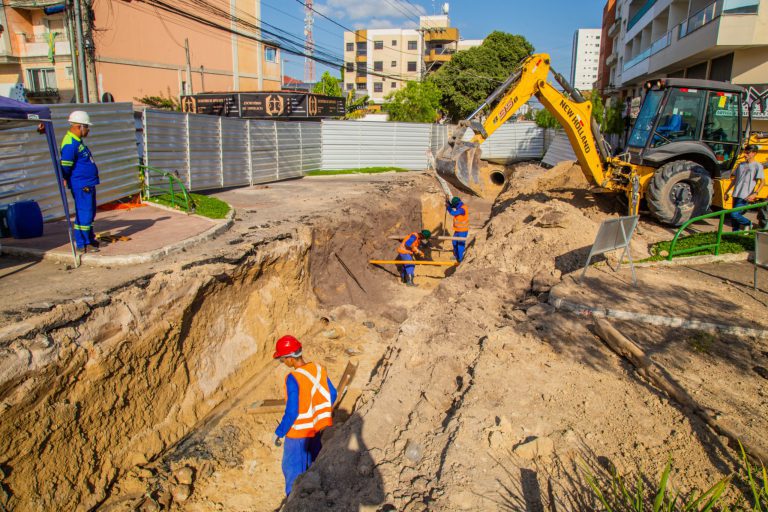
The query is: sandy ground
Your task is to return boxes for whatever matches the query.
[2,163,767,511]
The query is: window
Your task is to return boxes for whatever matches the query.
[346,42,354,52]
[391,40,397,46]
[346,62,354,72]
[356,41,366,55]
[407,61,417,72]
[356,83,367,90]
[651,88,707,148]
[347,83,354,90]
[391,60,397,67]
[26,68,57,92]
[407,40,417,50]
[703,91,741,169]
[628,90,662,148]
[391,82,397,88]
[374,40,383,50]
[265,47,277,63]
[374,61,383,72]
[374,82,383,93]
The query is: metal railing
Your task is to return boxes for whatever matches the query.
[666,201,767,260]
[628,0,657,30]
[140,165,194,213]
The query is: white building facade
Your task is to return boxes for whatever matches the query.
[570,28,603,91]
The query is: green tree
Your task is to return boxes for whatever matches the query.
[135,88,181,111]
[345,91,369,120]
[429,31,534,121]
[384,80,441,123]
[534,108,559,129]
[312,71,343,97]
[589,89,604,128]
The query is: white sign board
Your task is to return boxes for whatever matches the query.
[580,215,639,286]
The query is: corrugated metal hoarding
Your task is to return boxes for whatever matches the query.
[276,122,302,179]
[461,121,546,163]
[300,122,321,173]
[250,121,278,184]
[221,117,250,188]
[321,120,431,170]
[143,109,189,190]
[0,102,139,220]
[542,131,578,167]
[187,114,222,191]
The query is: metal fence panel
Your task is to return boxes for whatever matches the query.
[430,124,448,155]
[276,122,303,179]
[187,114,222,191]
[143,109,190,191]
[249,120,278,184]
[542,131,578,167]
[321,120,431,170]
[472,122,545,163]
[221,117,250,187]
[0,102,139,220]
[300,122,322,173]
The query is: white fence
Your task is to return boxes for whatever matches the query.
[0,103,139,220]
[143,110,322,192]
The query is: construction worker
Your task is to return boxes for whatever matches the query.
[61,111,100,253]
[724,144,764,231]
[272,335,337,496]
[446,196,469,262]
[396,229,431,287]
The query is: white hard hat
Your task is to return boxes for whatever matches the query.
[68,110,91,125]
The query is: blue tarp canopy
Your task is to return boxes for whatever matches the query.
[0,96,51,122]
[0,97,79,265]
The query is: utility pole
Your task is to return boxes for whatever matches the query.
[71,0,89,102]
[184,38,193,95]
[63,3,81,102]
[81,0,98,102]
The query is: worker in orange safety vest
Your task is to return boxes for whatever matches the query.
[446,196,469,262]
[272,335,337,495]
[395,229,431,286]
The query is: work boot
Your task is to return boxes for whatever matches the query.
[406,275,417,287]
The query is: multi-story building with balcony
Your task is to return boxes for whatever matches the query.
[343,15,470,103]
[570,28,602,91]
[597,0,618,94]
[0,3,75,103]
[600,0,768,127]
[1,0,282,104]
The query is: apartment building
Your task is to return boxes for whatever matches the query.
[570,28,602,91]
[343,15,463,103]
[0,0,281,104]
[600,0,768,126]
[596,0,618,94]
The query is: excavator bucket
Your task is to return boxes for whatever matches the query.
[434,139,484,196]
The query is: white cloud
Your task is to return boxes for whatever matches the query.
[315,0,426,22]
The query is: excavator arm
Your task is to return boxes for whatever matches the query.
[435,53,619,197]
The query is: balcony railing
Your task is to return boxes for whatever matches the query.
[627,0,657,31]
[650,31,671,54]
[607,17,622,37]
[677,0,760,38]
[424,47,456,56]
[23,32,67,43]
[722,0,760,13]
[623,47,651,71]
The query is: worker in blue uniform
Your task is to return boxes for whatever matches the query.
[60,110,100,254]
[446,196,469,262]
[272,335,337,495]
[396,229,431,286]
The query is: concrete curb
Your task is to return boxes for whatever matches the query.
[1,207,236,268]
[548,285,768,339]
[631,251,751,268]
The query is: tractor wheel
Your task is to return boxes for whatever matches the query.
[646,160,713,226]
[758,205,768,229]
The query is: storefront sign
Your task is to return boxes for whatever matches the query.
[181,92,345,119]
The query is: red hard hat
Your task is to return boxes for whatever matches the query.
[273,335,302,359]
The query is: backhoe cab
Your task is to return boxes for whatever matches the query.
[434,52,768,226]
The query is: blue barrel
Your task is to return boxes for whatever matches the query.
[7,200,44,239]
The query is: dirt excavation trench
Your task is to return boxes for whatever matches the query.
[1,168,765,511]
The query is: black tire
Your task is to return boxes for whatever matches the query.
[758,205,768,229]
[647,160,713,226]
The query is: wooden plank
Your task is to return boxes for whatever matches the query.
[369,260,458,266]
[333,360,359,411]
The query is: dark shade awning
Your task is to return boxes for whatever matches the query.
[0,96,52,123]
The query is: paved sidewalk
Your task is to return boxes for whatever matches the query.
[1,203,231,266]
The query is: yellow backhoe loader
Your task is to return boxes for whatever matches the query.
[435,52,768,226]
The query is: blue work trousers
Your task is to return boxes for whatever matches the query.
[396,253,415,279]
[730,197,752,231]
[282,434,323,495]
[71,184,97,248]
[452,231,468,262]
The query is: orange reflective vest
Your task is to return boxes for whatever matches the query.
[286,362,334,438]
[397,232,421,255]
[453,204,470,232]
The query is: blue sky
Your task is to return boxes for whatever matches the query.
[263,0,606,82]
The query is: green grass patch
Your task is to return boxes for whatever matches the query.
[147,192,230,219]
[305,167,410,176]
[644,231,758,262]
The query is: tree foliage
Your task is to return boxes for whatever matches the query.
[429,31,534,121]
[384,80,441,123]
[312,71,343,97]
[135,89,181,111]
[534,108,559,129]
[345,91,369,120]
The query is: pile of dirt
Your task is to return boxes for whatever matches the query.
[282,164,746,511]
